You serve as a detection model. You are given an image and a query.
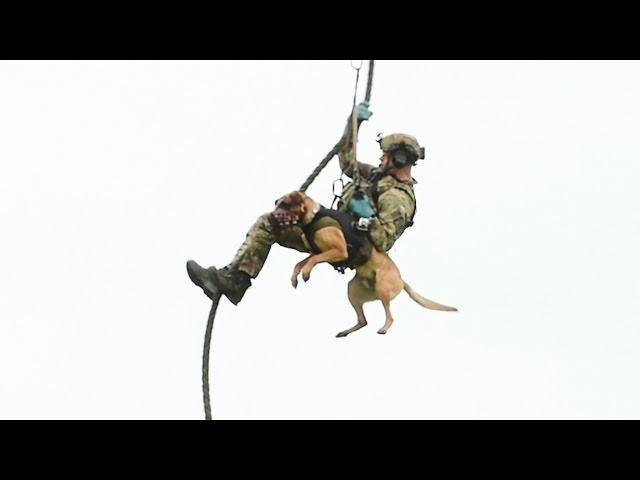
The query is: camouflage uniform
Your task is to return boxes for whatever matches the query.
[227,213,310,278]
[227,141,417,279]
[335,148,417,253]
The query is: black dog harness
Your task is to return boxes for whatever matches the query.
[301,206,372,273]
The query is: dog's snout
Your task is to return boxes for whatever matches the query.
[271,207,299,228]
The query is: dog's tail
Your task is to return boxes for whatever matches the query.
[403,282,458,311]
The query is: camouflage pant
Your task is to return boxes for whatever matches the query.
[228,213,310,278]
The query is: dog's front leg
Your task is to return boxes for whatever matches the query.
[299,227,348,283]
[291,255,312,288]
[300,248,348,282]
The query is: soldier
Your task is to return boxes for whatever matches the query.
[186,102,425,305]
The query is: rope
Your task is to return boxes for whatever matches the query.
[350,61,363,189]
[364,60,374,103]
[200,61,376,420]
[202,292,221,420]
[299,60,375,193]
[299,139,345,193]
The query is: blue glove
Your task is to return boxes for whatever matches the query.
[355,101,373,121]
[348,191,376,219]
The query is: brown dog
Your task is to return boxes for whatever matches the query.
[273,191,457,337]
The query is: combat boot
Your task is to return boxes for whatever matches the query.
[186,260,251,305]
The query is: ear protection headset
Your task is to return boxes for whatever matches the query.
[376,133,425,168]
[388,146,415,168]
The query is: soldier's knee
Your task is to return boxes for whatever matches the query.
[258,212,272,222]
[375,238,395,252]
[370,224,404,252]
[369,232,394,252]
[256,212,275,230]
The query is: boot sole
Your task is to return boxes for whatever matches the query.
[186,260,220,302]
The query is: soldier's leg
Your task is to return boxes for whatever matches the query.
[228,214,309,277]
[227,213,278,278]
[187,213,272,305]
[187,213,308,305]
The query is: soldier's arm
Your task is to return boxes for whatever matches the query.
[368,189,416,252]
[337,114,375,180]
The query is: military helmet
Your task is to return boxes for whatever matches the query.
[377,133,425,167]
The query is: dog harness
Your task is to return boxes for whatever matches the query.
[301,206,373,273]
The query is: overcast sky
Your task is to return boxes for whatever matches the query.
[1,60,639,419]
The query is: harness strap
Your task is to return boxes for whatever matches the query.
[302,206,372,271]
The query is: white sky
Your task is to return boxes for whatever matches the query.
[1,60,639,419]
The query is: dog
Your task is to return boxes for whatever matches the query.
[272,191,457,337]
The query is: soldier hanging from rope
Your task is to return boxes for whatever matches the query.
[186,102,426,305]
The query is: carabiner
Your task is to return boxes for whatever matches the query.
[332,178,345,197]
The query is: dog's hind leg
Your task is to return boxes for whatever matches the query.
[336,278,370,338]
[377,298,395,335]
[373,264,402,335]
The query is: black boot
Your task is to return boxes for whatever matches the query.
[186,260,219,301]
[186,260,251,305]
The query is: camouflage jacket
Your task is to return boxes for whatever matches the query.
[337,148,417,252]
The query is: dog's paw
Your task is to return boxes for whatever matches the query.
[291,277,298,289]
[377,329,387,335]
[301,270,311,282]
[336,331,349,338]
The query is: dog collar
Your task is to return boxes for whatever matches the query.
[309,203,321,221]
